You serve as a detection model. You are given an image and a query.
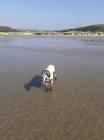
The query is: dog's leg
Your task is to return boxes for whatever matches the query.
[44,86,47,92]
[50,79,53,91]
[53,72,57,80]
[45,82,48,92]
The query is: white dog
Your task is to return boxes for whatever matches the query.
[41,65,57,91]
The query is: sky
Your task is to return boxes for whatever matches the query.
[0,0,104,30]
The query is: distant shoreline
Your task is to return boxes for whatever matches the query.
[0,24,104,36]
[0,31,104,36]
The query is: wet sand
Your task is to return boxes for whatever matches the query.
[0,36,104,140]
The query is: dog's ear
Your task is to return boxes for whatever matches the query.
[41,70,44,76]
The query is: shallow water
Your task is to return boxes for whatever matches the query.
[0,35,104,140]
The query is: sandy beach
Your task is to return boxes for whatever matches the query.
[0,36,104,140]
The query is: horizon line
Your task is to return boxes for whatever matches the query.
[0,23,104,31]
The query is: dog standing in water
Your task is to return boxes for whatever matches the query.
[41,65,57,91]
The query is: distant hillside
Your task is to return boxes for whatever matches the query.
[1,24,104,33]
[0,26,47,32]
[58,24,104,32]
[0,26,16,32]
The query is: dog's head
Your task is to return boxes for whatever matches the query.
[41,70,51,78]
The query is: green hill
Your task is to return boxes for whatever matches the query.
[0,26,16,32]
[58,24,104,32]
[1,24,104,33]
